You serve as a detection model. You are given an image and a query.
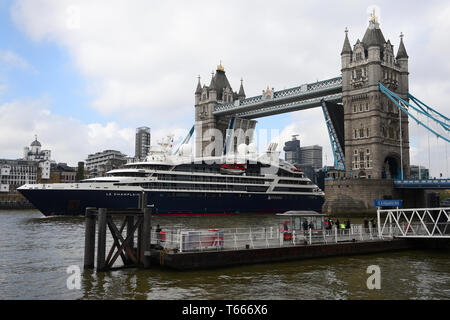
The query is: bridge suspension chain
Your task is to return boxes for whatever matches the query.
[379,82,450,143]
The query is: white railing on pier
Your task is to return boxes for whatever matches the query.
[377,207,450,239]
[149,224,381,253]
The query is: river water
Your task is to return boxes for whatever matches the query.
[0,210,449,300]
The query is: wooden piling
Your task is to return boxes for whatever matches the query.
[143,207,152,268]
[126,216,135,263]
[97,208,107,272]
[137,192,147,265]
[83,207,96,269]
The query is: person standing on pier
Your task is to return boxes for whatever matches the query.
[156,224,162,246]
[364,218,369,232]
[303,220,309,231]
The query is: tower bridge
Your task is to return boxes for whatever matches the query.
[213,76,343,118]
[193,11,449,214]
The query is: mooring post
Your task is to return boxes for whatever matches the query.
[96,208,107,272]
[137,192,147,265]
[125,215,135,263]
[142,206,152,268]
[378,207,383,239]
[334,226,338,243]
[84,207,97,269]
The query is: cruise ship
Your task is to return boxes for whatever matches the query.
[18,140,325,216]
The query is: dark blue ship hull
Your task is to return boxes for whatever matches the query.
[18,189,324,216]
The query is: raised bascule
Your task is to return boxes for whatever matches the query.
[194,11,450,214]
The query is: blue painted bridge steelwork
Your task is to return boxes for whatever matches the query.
[394,179,450,189]
[213,76,343,118]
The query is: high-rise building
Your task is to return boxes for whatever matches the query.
[299,145,323,170]
[283,135,301,164]
[135,127,151,160]
[283,136,323,170]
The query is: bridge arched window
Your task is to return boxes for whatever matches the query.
[356,69,362,79]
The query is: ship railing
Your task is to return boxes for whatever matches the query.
[150,224,383,252]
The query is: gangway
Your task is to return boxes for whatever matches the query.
[377,207,450,239]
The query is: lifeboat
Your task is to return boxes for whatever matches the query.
[220,163,246,175]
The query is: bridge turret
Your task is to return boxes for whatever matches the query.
[208,71,218,102]
[238,78,246,100]
[396,33,409,96]
[341,10,410,180]
[195,76,202,105]
[341,28,353,93]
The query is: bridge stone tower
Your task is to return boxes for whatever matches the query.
[323,12,419,215]
[341,12,410,180]
[194,63,250,157]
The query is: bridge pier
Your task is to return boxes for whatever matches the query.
[323,179,429,215]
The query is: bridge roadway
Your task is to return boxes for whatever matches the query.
[394,179,450,189]
[213,76,343,119]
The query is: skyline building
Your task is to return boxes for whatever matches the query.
[135,126,151,160]
[85,150,127,178]
[299,145,323,171]
[283,135,301,165]
[22,136,54,179]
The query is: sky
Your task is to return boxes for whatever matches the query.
[0,0,449,177]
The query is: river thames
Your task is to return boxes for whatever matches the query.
[0,210,449,300]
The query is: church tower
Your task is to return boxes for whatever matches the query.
[341,11,410,180]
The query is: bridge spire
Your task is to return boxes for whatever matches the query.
[195,75,202,95]
[238,78,246,99]
[341,27,352,55]
[396,32,409,59]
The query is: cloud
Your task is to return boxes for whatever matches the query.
[0,98,133,165]
[6,0,450,177]
[10,0,342,124]
[248,108,334,167]
[10,1,448,120]
[0,96,191,166]
[0,49,36,72]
